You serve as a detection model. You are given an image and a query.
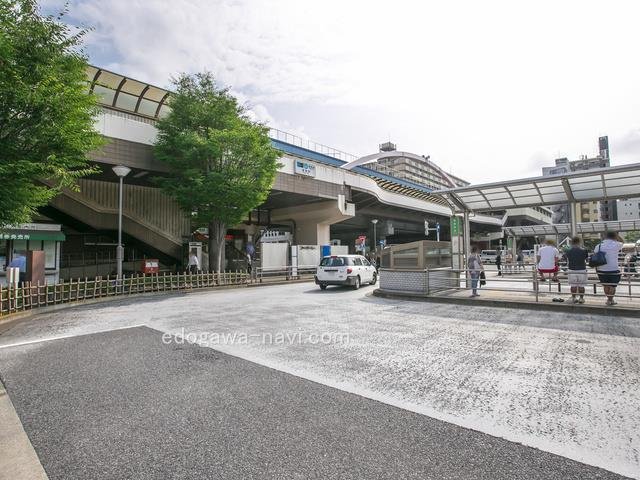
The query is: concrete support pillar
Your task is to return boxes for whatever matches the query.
[296,222,331,245]
[569,201,578,239]
[270,195,355,246]
[463,210,471,288]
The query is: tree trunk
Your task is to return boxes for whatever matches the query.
[208,220,226,273]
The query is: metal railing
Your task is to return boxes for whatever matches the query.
[253,265,317,282]
[268,128,421,186]
[418,267,640,305]
[269,128,357,163]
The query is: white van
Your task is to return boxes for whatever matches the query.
[480,250,498,264]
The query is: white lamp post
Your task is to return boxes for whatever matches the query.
[371,219,378,254]
[112,165,131,278]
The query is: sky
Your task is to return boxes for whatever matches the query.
[43,0,640,184]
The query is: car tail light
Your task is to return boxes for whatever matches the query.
[347,268,353,274]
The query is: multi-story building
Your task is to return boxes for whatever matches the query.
[541,136,617,223]
[618,198,640,220]
[365,142,469,190]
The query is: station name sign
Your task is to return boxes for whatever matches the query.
[295,160,316,178]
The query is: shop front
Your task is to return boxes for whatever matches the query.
[0,223,65,286]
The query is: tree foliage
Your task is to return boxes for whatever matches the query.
[623,230,640,244]
[0,0,103,227]
[154,72,279,271]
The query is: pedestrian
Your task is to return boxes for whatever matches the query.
[624,250,638,278]
[537,239,560,282]
[565,236,588,304]
[188,249,199,274]
[467,246,484,297]
[505,251,513,274]
[594,231,624,306]
[246,252,252,274]
[516,251,525,272]
[495,250,502,276]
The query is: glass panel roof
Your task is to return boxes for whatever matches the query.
[504,219,640,236]
[86,65,172,119]
[434,162,640,212]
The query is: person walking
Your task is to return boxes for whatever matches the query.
[467,246,484,297]
[537,239,560,282]
[495,250,502,276]
[565,237,588,304]
[594,231,624,306]
[516,250,525,272]
[188,249,200,274]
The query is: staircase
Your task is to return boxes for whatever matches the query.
[48,179,190,261]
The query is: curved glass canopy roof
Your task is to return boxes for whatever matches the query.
[435,162,640,213]
[504,219,640,237]
[86,65,171,119]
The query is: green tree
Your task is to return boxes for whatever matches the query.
[623,230,640,244]
[154,72,279,272]
[0,0,103,226]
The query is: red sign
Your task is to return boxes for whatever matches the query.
[141,259,159,274]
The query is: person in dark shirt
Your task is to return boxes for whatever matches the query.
[565,236,588,304]
[495,251,502,276]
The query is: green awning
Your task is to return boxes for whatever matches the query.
[0,230,66,241]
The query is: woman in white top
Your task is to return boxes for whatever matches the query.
[594,231,624,306]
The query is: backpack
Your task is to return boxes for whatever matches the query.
[588,244,607,268]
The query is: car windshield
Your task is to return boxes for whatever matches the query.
[320,257,348,266]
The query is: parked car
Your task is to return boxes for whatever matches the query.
[480,249,498,264]
[315,255,377,290]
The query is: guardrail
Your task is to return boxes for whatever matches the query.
[432,269,640,302]
[379,267,640,306]
[253,265,317,282]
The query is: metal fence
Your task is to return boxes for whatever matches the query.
[417,267,640,305]
[253,265,317,282]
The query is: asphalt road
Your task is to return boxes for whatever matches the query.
[0,326,626,480]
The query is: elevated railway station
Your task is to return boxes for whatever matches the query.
[4,66,555,279]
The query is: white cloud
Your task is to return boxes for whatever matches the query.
[47,0,640,183]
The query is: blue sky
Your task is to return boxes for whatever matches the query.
[43,0,640,184]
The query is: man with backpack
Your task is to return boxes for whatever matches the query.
[591,231,624,306]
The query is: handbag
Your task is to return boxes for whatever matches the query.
[480,270,486,286]
[589,243,607,268]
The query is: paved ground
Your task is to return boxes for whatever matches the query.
[0,281,638,478]
[0,326,626,480]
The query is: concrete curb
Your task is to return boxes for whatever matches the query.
[0,279,314,334]
[0,382,48,480]
[373,289,640,318]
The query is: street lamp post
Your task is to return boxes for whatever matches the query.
[371,219,378,255]
[112,165,131,278]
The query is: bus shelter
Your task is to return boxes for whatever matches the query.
[432,162,640,263]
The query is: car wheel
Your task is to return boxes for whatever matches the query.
[353,276,360,290]
[319,284,327,290]
[370,272,377,285]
